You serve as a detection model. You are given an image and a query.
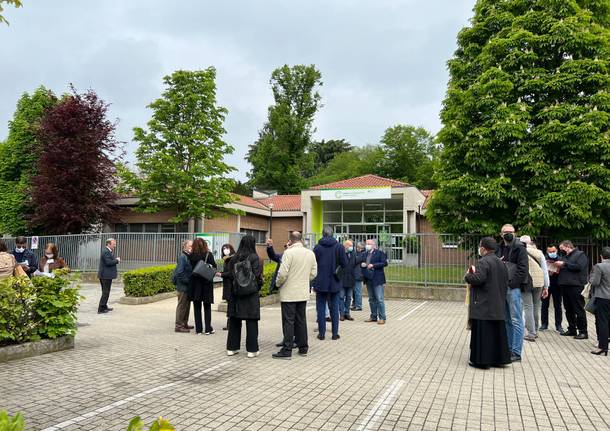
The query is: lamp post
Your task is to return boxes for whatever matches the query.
[268,202,274,240]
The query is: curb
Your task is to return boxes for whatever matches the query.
[217,294,280,312]
[0,336,75,363]
[119,291,177,305]
[372,284,466,302]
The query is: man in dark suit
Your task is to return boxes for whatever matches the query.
[363,239,389,325]
[98,238,121,314]
[11,236,38,278]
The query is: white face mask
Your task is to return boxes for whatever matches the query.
[45,253,54,259]
[365,245,373,251]
[15,247,25,253]
[223,248,231,256]
[478,248,484,257]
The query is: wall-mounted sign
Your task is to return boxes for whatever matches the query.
[31,236,39,250]
[320,187,392,201]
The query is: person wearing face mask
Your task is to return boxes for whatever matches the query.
[556,240,588,339]
[495,224,528,362]
[37,243,68,276]
[11,236,38,278]
[363,239,389,325]
[173,240,194,333]
[339,240,357,321]
[465,237,511,369]
[218,243,236,331]
[519,236,549,342]
[541,245,564,333]
[351,242,366,312]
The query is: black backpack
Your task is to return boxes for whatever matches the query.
[233,257,259,297]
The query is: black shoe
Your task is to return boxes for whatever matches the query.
[317,334,325,340]
[298,349,308,356]
[468,361,490,369]
[106,307,114,312]
[591,349,608,356]
[344,315,354,321]
[539,324,548,331]
[560,331,577,337]
[510,355,522,363]
[325,317,331,322]
[556,326,564,333]
[574,333,588,340]
[97,309,109,314]
[332,334,340,340]
[222,327,228,331]
[272,352,292,360]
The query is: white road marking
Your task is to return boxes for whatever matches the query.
[397,301,428,321]
[41,362,230,431]
[356,379,405,431]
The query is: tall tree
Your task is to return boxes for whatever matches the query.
[377,125,439,189]
[0,0,21,25]
[30,88,120,234]
[247,64,322,194]
[308,146,384,187]
[429,0,610,238]
[0,86,57,235]
[123,68,235,223]
[309,139,353,172]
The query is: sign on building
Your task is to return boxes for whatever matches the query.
[320,187,392,201]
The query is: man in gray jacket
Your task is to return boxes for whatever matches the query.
[273,231,317,360]
[98,238,121,314]
[589,247,610,355]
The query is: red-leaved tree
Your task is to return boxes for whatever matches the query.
[30,88,121,234]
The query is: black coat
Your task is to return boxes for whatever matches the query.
[465,253,508,321]
[558,249,588,287]
[496,239,529,290]
[226,253,263,320]
[98,248,119,280]
[342,251,357,288]
[221,254,235,301]
[11,249,38,277]
[188,252,217,303]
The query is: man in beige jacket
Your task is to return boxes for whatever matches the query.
[273,231,317,360]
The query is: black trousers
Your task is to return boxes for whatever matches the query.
[561,285,588,334]
[193,301,212,333]
[541,284,563,327]
[98,279,112,311]
[227,317,259,353]
[281,301,308,355]
[595,297,610,352]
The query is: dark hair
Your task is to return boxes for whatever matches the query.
[15,236,27,245]
[222,243,235,255]
[560,240,575,249]
[192,238,209,255]
[45,242,59,259]
[480,237,497,252]
[547,244,557,250]
[235,235,257,261]
[602,247,610,260]
[0,239,7,253]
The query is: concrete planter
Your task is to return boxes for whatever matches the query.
[365,283,466,302]
[0,336,75,363]
[217,293,280,312]
[119,291,177,305]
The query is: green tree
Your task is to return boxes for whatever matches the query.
[123,69,236,223]
[377,125,439,189]
[0,86,58,235]
[0,0,21,25]
[429,0,610,238]
[308,146,384,187]
[309,139,353,172]
[247,64,322,194]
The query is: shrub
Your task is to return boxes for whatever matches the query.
[0,411,25,431]
[127,416,174,431]
[123,265,175,298]
[260,262,277,298]
[0,271,80,346]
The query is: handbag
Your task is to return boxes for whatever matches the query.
[14,263,27,277]
[585,297,597,314]
[193,252,215,282]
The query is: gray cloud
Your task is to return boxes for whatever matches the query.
[0,0,473,180]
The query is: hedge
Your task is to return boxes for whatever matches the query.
[0,270,80,346]
[122,262,278,298]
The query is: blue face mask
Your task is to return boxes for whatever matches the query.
[347,247,353,253]
[548,252,557,259]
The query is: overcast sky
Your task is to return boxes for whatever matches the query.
[0,0,473,181]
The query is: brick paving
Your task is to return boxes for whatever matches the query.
[2,283,610,430]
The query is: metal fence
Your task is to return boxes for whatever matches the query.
[1,232,245,272]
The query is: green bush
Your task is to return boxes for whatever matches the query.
[127,416,174,431]
[260,262,277,298]
[0,271,80,346]
[0,411,25,431]
[123,265,175,298]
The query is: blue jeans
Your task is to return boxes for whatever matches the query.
[340,286,354,316]
[367,283,386,321]
[353,280,363,309]
[316,291,340,337]
[505,288,524,356]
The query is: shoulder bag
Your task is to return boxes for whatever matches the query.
[193,252,216,282]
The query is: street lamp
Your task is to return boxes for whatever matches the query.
[268,202,274,240]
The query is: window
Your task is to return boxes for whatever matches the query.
[145,223,160,233]
[161,223,176,233]
[130,223,144,233]
[384,211,403,223]
[115,223,129,232]
[240,228,267,244]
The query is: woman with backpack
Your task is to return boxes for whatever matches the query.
[226,235,263,358]
[218,243,236,331]
[188,238,217,335]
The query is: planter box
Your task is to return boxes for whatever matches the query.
[363,283,466,302]
[0,336,74,363]
[119,291,177,305]
[217,293,280,312]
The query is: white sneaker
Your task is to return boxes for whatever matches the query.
[247,351,259,358]
[226,350,239,356]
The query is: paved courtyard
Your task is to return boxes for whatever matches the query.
[2,283,610,431]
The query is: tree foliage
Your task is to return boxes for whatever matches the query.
[429,0,610,238]
[247,65,322,194]
[308,146,384,187]
[30,88,120,234]
[309,139,353,172]
[0,0,21,25]
[123,68,236,223]
[0,86,57,235]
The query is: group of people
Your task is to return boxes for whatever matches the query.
[171,226,389,360]
[466,223,610,369]
[0,236,67,280]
